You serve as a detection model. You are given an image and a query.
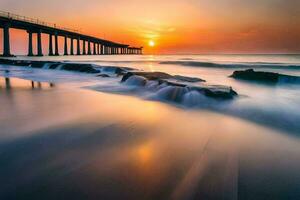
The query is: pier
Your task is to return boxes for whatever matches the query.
[0,11,143,57]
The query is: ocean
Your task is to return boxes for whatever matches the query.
[0,54,300,199]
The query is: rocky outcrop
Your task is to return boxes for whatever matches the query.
[121,72,237,100]
[230,69,300,84]
[60,64,100,73]
[121,71,205,83]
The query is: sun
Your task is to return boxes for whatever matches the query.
[148,40,155,47]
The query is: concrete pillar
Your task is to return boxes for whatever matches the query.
[88,40,91,55]
[82,41,86,55]
[77,38,81,55]
[64,36,68,55]
[27,31,33,56]
[54,33,59,56]
[70,38,74,55]
[93,42,96,55]
[97,44,100,55]
[3,24,12,57]
[49,34,53,56]
[37,31,43,56]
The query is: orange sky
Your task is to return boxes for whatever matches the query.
[1,0,300,54]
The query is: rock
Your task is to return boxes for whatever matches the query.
[115,67,127,75]
[49,63,61,69]
[230,69,279,83]
[122,72,173,82]
[121,71,204,83]
[189,85,237,99]
[61,63,100,73]
[101,66,128,75]
[229,69,300,84]
[97,74,110,78]
[124,75,147,86]
[121,71,238,100]
[173,75,205,82]
[30,61,47,68]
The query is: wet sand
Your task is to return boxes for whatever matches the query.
[0,77,300,200]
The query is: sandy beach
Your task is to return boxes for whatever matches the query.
[1,70,300,199]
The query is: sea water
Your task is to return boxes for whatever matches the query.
[0,54,300,199]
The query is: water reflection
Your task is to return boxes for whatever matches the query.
[0,77,299,200]
[0,77,55,91]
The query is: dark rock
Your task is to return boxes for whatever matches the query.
[115,67,127,75]
[61,63,100,73]
[124,75,147,86]
[173,75,205,82]
[30,61,47,68]
[189,85,237,99]
[122,72,172,82]
[230,69,279,83]
[49,63,61,69]
[121,72,136,82]
[97,74,110,78]
[121,71,204,83]
[121,71,238,100]
[230,69,300,84]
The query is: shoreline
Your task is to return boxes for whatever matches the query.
[1,57,300,135]
[0,76,300,199]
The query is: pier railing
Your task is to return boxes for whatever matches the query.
[0,10,80,33]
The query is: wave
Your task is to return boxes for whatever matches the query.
[1,58,300,135]
[160,61,300,70]
[89,75,300,135]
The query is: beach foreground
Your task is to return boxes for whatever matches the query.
[1,76,300,200]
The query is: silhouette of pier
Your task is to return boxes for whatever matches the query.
[0,11,143,57]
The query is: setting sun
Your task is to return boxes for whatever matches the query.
[149,40,155,47]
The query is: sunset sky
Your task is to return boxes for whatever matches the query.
[1,0,300,54]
